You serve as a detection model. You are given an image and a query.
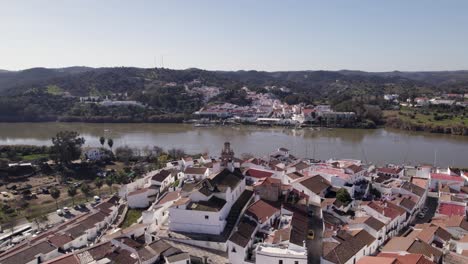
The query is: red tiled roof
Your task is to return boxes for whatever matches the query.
[431,173,464,182]
[245,169,274,179]
[438,202,466,216]
[377,167,402,175]
[377,253,433,264]
[245,199,279,224]
[48,234,73,247]
[156,191,180,205]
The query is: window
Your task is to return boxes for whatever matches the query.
[232,247,236,253]
[294,261,299,264]
[279,261,283,264]
[205,215,209,220]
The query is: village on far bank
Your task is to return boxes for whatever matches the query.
[0,138,467,264]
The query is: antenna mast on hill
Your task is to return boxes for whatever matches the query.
[161,55,164,68]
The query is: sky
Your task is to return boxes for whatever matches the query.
[1,0,468,72]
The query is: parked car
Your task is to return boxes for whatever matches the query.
[63,207,70,214]
[56,209,64,216]
[422,207,429,213]
[307,230,315,240]
[418,212,425,218]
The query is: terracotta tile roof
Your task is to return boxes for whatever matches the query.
[289,210,308,246]
[415,226,438,243]
[156,191,180,205]
[152,169,172,182]
[407,240,442,261]
[43,254,80,264]
[347,164,364,174]
[444,252,468,264]
[366,201,404,220]
[324,229,376,264]
[375,174,392,183]
[357,256,396,264]
[377,167,403,175]
[246,199,279,224]
[364,216,385,231]
[184,167,208,175]
[438,202,466,216]
[377,253,434,264]
[287,171,304,180]
[293,161,310,171]
[402,182,426,197]
[229,219,257,247]
[322,241,339,257]
[258,177,282,186]
[0,241,57,264]
[86,242,113,260]
[245,168,274,179]
[431,173,464,182]
[411,177,428,189]
[400,197,417,211]
[48,234,74,247]
[296,175,331,194]
[382,237,414,252]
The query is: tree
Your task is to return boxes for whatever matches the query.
[99,136,105,146]
[50,131,85,164]
[67,186,77,206]
[50,187,61,209]
[80,183,92,201]
[105,176,114,193]
[107,138,114,150]
[25,206,48,230]
[115,146,134,164]
[157,154,168,169]
[152,146,164,157]
[167,148,185,159]
[370,186,382,199]
[114,171,129,184]
[95,178,103,196]
[336,188,352,206]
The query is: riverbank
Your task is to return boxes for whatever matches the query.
[384,110,468,136]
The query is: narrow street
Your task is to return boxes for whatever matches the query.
[307,205,323,264]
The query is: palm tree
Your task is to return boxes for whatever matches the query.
[95,178,103,196]
[105,176,114,194]
[50,187,61,209]
[107,138,114,151]
[80,183,92,202]
[67,186,77,206]
[99,136,105,147]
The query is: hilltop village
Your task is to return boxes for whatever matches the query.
[1,143,468,264]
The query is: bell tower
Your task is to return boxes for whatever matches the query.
[221,142,234,166]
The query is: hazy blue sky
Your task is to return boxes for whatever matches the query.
[1,0,468,71]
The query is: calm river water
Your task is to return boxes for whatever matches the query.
[0,123,467,167]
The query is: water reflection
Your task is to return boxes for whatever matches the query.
[0,123,467,167]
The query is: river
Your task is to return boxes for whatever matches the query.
[0,123,467,167]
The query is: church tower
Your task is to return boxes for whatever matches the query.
[221,142,234,166]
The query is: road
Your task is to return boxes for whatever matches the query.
[307,205,323,264]
[412,197,438,225]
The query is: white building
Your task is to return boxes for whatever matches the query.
[169,168,246,235]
